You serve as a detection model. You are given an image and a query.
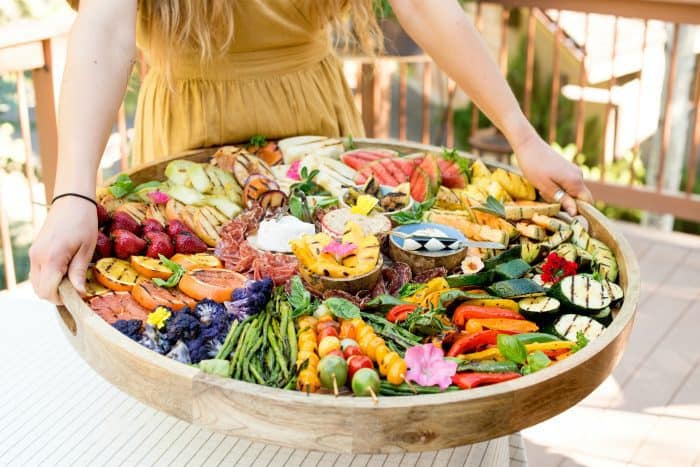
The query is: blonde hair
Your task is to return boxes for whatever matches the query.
[140,0,382,81]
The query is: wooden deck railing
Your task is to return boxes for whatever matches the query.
[1,0,699,289]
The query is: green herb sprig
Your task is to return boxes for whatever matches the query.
[153,255,185,288]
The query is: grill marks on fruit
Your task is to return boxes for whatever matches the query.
[94,258,143,291]
[115,202,148,224]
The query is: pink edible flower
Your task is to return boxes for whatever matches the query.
[322,240,357,262]
[147,190,170,204]
[404,343,457,390]
[286,160,302,181]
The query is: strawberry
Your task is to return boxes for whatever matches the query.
[96,204,110,227]
[166,220,192,237]
[174,233,208,254]
[142,218,165,235]
[110,211,141,235]
[93,231,112,260]
[112,229,146,259]
[144,231,174,259]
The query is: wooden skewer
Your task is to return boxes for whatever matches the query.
[401,375,418,394]
[368,386,378,405]
[332,374,339,397]
[306,385,310,397]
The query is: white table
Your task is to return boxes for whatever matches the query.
[0,285,528,466]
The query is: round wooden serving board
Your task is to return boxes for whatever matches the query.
[57,139,640,454]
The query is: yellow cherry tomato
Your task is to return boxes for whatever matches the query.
[349,318,364,329]
[297,316,317,330]
[358,332,376,351]
[296,350,320,369]
[339,320,356,340]
[299,340,317,353]
[318,336,341,357]
[356,325,375,342]
[374,344,391,364]
[296,369,320,393]
[365,336,385,361]
[379,352,401,376]
[387,359,407,385]
[317,314,335,324]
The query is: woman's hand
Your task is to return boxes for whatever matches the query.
[513,131,593,216]
[29,198,97,304]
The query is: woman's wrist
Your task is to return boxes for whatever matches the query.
[499,109,539,155]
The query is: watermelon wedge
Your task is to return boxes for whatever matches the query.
[438,159,468,189]
[341,148,398,170]
[410,168,433,202]
[415,153,441,190]
[354,158,411,187]
[395,158,419,177]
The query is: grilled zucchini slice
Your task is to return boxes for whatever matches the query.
[554,313,606,341]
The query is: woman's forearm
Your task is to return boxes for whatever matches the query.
[54,0,137,198]
[389,0,535,149]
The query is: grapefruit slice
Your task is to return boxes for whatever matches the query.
[170,253,222,271]
[130,256,173,280]
[94,258,143,292]
[89,291,150,324]
[132,279,197,311]
[178,268,247,302]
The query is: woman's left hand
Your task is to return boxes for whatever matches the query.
[513,133,593,216]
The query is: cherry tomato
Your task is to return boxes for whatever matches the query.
[379,352,401,376]
[347,355,374,380]
[351,368,381,397]
[317,326,339,343]
[326,349,344,359]
[340,338,359,351]
[296,350,319,370]
[343,345,363,360]
[374,344,391,364]
[316,319,340,332]
[318,336,341,358]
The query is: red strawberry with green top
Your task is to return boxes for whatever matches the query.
[166,220,192,237]
[110,211,140,235]
[142,218,164,235]
[144,231,174,259]
[112,229,146,259]
[93,231,112,260]
[96,204,110,227]
[174,233,208,254]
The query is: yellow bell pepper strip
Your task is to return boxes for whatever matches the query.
[350,194,379,215]
[462,298,520,312]
[525,341,574,352]
[405,278,450,304]
[457,347,503,361]
[468,318,538,333]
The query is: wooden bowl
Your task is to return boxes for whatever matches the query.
[388,223,469,275]
[57,139,640,454]
[298,257,383,294]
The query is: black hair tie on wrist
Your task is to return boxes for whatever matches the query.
[51,192,99,209]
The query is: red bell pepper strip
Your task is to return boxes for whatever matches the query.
[446,330,507,357]
[452,304,523,327]
[452,372,522,389]
[542,348,569,359]
[386,304,419,323]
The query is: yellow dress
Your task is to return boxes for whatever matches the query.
[132,1,365,165]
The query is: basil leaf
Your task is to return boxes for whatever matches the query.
[497,334,527,365]
[324,297,361,319]
[473,195,506,218]
[397,282,426,299]
[521,350,551,375]
[288,276,311,312]
[152,254,185,288]
[365,294,407,313]
[391,196,436,225]
[109,173,135,198]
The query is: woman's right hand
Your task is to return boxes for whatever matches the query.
[29,197,97,304]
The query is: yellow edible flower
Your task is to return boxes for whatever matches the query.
[147,306,172,330]
[350,194,378,215]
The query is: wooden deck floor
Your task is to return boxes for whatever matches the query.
[523,222,700,467]
[1,221,697,466]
